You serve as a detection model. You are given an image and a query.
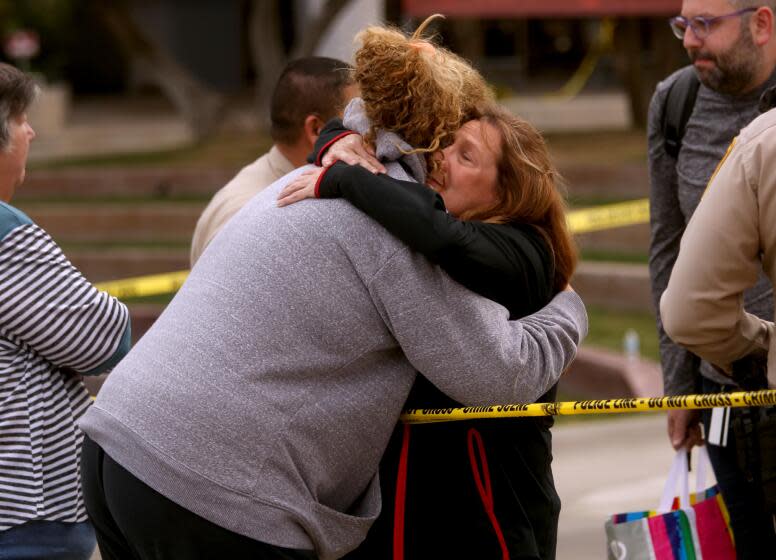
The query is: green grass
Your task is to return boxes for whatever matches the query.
[583,304,659,362]
[124,293,176,305]
[580,249,649,264]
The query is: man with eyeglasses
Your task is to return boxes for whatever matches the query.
[649,1,776,557]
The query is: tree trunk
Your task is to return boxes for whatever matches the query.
[290,0,351,59]
[651,18,686,83]
[249,0,352,131]
[93,0,225,141]
[249,0,286,130]
[616,18,648,129]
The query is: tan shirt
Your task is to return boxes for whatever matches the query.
[190,145,295,265]
[661,108,776,386]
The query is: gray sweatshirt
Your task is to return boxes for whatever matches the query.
[342,97,427,183]
[648,65,776,395]
[80,169,587,559]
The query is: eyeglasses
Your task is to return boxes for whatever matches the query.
[669,7,758,40]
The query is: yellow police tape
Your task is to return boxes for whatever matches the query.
[400,390,776,424]
[567,198,649,234]
[546,18,616,101]
[91,199,651,299]
[94,270,189,300]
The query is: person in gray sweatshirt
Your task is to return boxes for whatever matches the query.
[77,163,587,559]
[81,16,588,560]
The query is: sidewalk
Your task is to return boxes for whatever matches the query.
[554,413,679,559]
[28,92,632,164]
[29,95,192,163]
[503,92,632,133]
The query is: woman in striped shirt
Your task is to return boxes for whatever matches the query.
[0,63,131,560]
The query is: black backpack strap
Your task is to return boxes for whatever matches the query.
[662,68,701,159]
[759,85,776,113]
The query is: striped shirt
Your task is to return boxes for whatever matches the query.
[0,202,130,532]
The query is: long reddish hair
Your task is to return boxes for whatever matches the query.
[461,105,577,293]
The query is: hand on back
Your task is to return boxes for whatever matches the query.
[277,168,324,207]
[278,133,386,207]
[322,133,385,174]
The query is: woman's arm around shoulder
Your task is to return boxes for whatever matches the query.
[371,249,588,405]
[319,162,554,315]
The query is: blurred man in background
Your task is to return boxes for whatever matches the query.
[648,1,776,556]
[190,56,357,265]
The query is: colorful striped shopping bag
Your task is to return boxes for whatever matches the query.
[605,447,735,559]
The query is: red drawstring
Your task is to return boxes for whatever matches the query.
[467,428,510,560]
[393,423,411,560]
[394,426,509,560]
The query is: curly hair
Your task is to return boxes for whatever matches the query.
[461,104,577,293]
[353,15,493,160]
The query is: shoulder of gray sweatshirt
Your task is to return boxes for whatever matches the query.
[80,159,587,559]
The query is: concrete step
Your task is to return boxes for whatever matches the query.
[20,203,204,245]
[562,346,662,399]
[502,93,632,133]
[576,222,649,255]
[567,151,650,254]
[18,167,235,200]
[21,200,650,261]
[572,261,652,313]
[69,249,189,283]
[28,99,192,163]
[563,162,648,200]
[20,161,646,201]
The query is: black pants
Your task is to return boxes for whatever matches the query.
[80,436,316,560]
[700,378,776,559]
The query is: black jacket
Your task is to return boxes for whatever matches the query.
[313,120,561,560]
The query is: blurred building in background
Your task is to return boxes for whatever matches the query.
[0,0,686,134]
[400,0,684,126]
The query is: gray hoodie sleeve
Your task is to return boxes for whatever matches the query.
[369,247,587,405]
